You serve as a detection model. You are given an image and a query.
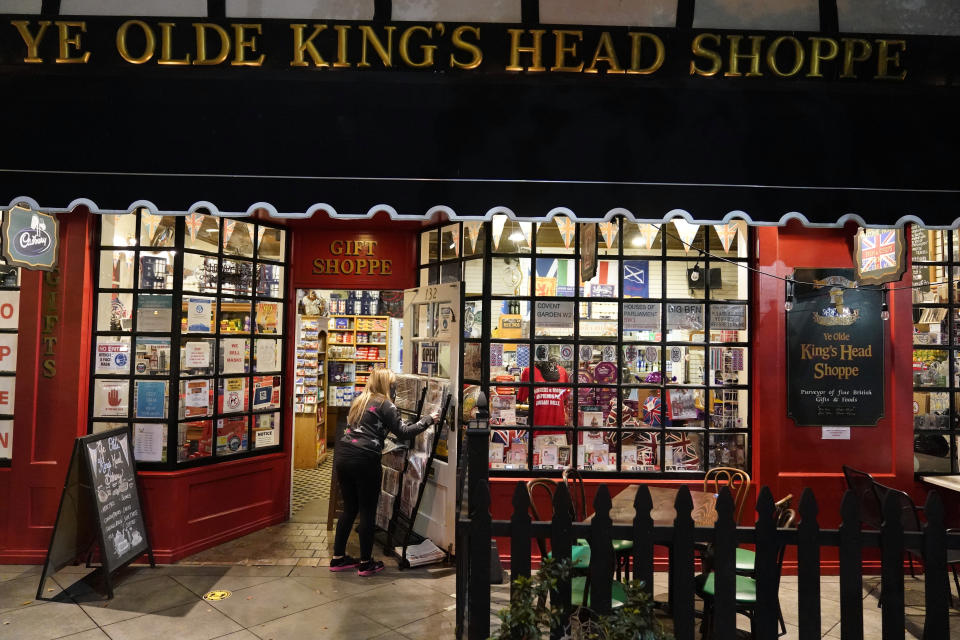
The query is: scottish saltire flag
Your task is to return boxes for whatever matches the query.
[623,260,649,297]
[859,230,897,272]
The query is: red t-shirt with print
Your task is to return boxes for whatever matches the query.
[518,365,570,428]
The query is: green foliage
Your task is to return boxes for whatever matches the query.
[490,559,672,640]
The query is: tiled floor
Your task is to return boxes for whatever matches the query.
[290,454,333,516]
[3,560,459,640]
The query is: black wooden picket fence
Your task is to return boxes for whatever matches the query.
[457,480,958,640]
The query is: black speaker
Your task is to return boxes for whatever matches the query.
[687,267,722,289]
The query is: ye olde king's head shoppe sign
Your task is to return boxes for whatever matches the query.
[0,17,937,83]
[786,268,885,427]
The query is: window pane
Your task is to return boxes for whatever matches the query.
[624,223,663,256]
[709,305,748,341]
[582,260,619,298]
[134,380,168,419]
[254,338,282,372]
[666,261,706,299]
[666,303,705,340]
[622,259,660,298]
[255,301,282,334]
[489,429,528,470]
[253,375,282,411]
[221,259,253,296]
[463,300,483,339]
[99,293,133,331]
[93,379,130,418]
[708,346,748,385]
[577,430,616,470]
[708,433,747,470]
[254,412,281,448]
[258,226,285,262]
[134,337,170,376]
[578,344,619,384]
[140,214,176,247]
[101,213,137,246]
[709,388,748,429]
[441,262,460,284]
[139,251,174,290]
[220,337,251,374]
[532,432,569,470]
[536,220,574,255]
[181,378,213,419]
[622,302,662,340]
[256,263,284,298]
[181,337,216,376]
[440,224,460,260]
[463,259,484,295]
[492,217,531,253]
[462,223,486,258]
[136,294,173,332]
[622,345,662,383]
[182,296,216,333]
[178,420,213,462]
[534,258,576,296]
[491,257,531,296]
[622,431,660,471]
[184,215,220,252]
[665,223,706,255]
[94,336,131,375]
[913,348,949,387]
[533,300,573,338]
[710,262,748,301]
[220,298,252,334]
[664,430,704,472]
[133,423,168,463]
[579,301,618,337]
[219,377,249,414]
[183,253,218,294]
[597,221,619,256]
[420,229,438,264]
[99,251,135,289]
[224,220,255,257]
[665,388,705,424]
[491,299,529,339]
[710,222,747,259]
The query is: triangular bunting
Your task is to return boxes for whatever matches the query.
[464,221,482,253]
[637,223,660,250]
[491,215,507,250]
[257,226,265,248]
[140,212,161,243]
[714,221,745,253]
[185,213,204,241]
[672,219,700,255]
[518,222,532,248]
[223,219,237,245]
[599,222,618,250]
[451,226,460,255]
[555,215,575,249]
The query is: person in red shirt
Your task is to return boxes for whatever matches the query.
[518,358,570,434]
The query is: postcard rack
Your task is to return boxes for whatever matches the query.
[376,375,452,569]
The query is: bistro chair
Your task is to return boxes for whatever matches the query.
[526,478,627,609]
[696,508,797,639]
[703,467,752,523]
[560,466,634,581]
[841,465,885,529]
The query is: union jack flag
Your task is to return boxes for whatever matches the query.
[666,431,702,470]
[642,394,662,427]
[185,213,204,241]
[633,431,659,468]
[859,229,897,272]
[491,429,525,445]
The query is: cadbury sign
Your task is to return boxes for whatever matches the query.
[2,206,59,271]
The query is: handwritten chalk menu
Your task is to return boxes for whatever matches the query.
[37,428,153,599]
[786,268,884,426]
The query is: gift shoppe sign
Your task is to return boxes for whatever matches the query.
[786,268,884,426]
[292,229,415,290]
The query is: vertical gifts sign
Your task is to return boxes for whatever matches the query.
[786,268,885,426]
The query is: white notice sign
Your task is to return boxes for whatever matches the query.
[185,342,210,368]
[0,334,17,372]
[0,377,14,414]
[623,302,661,331]
[222,338,246,374]
[822,426,851,440]
[0,291,19,330]
[133,423,164,462]
[710,304,747,331]
[255,428,277,448]
[666,303,704,330]
[535,301,574,328]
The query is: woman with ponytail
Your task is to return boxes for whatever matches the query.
[330,367,439,576]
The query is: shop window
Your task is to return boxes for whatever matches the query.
[912,226,960,474]
[0,264,19,464]
[90,212,287,468]
[418,217,752,478]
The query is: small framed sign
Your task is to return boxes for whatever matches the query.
[2,206,59,271]
[853,227,905,285]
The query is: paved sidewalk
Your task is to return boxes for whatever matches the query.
[2,559,460,640]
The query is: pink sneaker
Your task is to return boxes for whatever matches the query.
[329,555,360,572]
[358,560,385,576]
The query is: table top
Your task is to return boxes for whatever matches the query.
[601,485,719,528]
[921,475,960,493]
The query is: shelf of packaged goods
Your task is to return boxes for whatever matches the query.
[356,343,387,346]
[329,359,357,363]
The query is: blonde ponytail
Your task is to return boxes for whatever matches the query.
[347,367,396,427]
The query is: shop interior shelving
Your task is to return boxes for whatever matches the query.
[294,315,328,468]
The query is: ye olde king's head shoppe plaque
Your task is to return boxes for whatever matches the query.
[786,268,885,426]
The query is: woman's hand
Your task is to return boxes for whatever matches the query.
[429,410,440,424]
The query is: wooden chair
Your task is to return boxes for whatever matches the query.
[696,508,796,639]
[704,467,752,523]
[526,478,627,609]
[560,466,634,581]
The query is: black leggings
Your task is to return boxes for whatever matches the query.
[332,445,382,560]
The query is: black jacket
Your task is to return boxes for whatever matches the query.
[339,396,433,455]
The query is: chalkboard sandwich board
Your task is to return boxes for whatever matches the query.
[37,427,155,600]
